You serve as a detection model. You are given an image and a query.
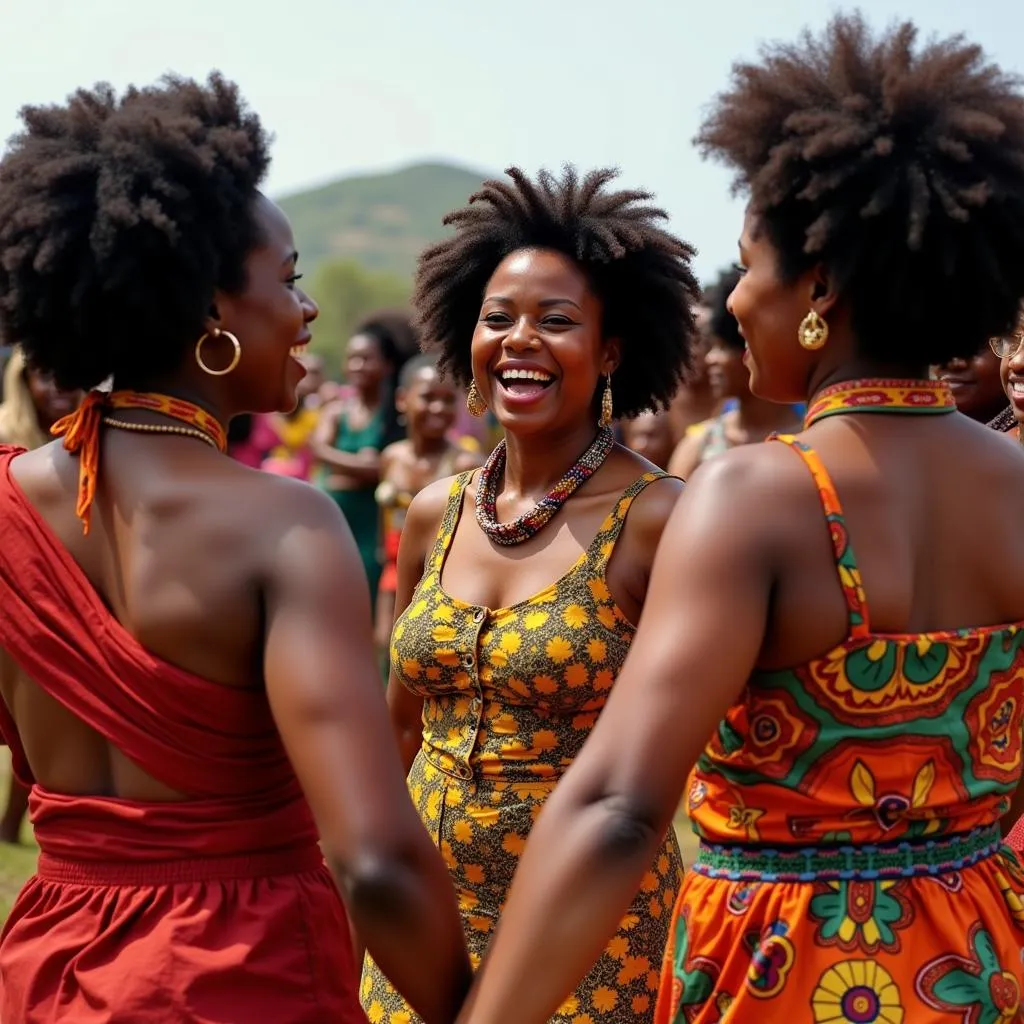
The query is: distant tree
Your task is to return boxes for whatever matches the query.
[307,258,410,374]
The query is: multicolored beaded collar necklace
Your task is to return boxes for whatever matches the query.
[804,378,957,429]
[475,426,615,546]
[51,390,228,535]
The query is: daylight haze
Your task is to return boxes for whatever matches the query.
[1,0,1020,280]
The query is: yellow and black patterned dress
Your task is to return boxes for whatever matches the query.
[360,471,684,1023]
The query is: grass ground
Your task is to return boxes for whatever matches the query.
[0,755,699,924]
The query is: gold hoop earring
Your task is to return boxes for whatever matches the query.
[599,374,614,427]
[466,378,487,418]
[798,311,829,351]
[195,329,241,376]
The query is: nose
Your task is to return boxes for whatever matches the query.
[504,314,539,351]
[705,346,723,368]
[1007,345,1024,374]
[300,287,319,323]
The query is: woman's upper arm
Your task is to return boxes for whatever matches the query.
[560,451,780,828]
[311,401,342,448]
[261,484,421,860]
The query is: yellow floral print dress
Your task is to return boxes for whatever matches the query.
[361,471,684,1023]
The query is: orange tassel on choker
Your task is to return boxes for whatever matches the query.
[51,390,227,535]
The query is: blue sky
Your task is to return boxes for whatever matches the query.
[1,0,1019,281]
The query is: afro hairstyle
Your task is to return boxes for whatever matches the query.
[0,72,269,391]
[696,12,1024,365]
[414,165,700,420]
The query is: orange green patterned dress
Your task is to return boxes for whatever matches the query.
[657,435,1024,1024]
[361,471,684,1023]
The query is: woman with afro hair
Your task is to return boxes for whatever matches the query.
[458,15,1024,1024]
[360,165,700,1022]
[0,76,470,1023]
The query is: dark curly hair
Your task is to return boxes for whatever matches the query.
[0,73,270,391]
[706,267,744,351]
[696,13,1024,365]
[414,166,700,420]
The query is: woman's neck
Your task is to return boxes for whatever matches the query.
[355,381,383,409]
[500,421,603,501]
[733,392,802,431]
[806,359,931,402]
[410,432,450,458]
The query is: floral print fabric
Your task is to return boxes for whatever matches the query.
[361,471,683,1023]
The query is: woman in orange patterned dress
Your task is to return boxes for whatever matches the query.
[359,166,700,1022]
[459,16,1024,1024]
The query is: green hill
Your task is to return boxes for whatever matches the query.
[276,161,490,282]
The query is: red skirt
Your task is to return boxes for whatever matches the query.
[0,845,362,1023]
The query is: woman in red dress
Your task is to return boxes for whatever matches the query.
[0,75,468,1023]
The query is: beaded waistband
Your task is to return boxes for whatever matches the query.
[693,824,1004,883]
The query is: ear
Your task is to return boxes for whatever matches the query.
[808,263,838,319]
[602,337,622,376]
[203,300,225,338]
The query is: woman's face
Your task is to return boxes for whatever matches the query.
[24,367,81,427]
[344,334,389,393]
[212,195,319,414]
[727,209,818,404]
[934,345,1007,422]
[704,338,750,401]
[471,247,616,438]
[997,320,1024,427]
[621,410,674,469]
[399,367,458,441]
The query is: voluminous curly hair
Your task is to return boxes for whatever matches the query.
[0,73,269,391]
[415,166,700,420]
[696,13,1024,365]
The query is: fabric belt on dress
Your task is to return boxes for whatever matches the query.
[692,823,1004,882]
[36,844,326,886]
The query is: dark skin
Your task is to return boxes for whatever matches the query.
[935,346,1008,424]
[666,305,719,443]
[374,367,482,650]
[620,409,675,472]
[387,245,682,788]
[0,366,82,843]
[311,332,393,490]
[668,336,802,478]
[458,212,1024,1024]
[0,194,470,1024]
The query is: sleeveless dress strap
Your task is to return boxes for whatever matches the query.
[769,435,871,637]
[588,471,677,571]
[426,471,474,571]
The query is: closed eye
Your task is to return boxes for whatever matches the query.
[482,312,513,324]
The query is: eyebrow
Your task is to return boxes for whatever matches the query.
[483,296,582,311]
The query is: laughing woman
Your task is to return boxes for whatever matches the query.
[458,17,1024,1024]
[359,167,700,1023]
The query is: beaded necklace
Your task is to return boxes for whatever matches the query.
[803,378,956,429]
[51,389,227,535]
[475,426,615,546]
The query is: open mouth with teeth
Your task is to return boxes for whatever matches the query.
[496,367,556,398]
[290,343,309,357]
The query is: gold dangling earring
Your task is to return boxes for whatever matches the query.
[195,328,242,376]
[798,310,829,351]
[466,378,487,417]
[599,374,614,428]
